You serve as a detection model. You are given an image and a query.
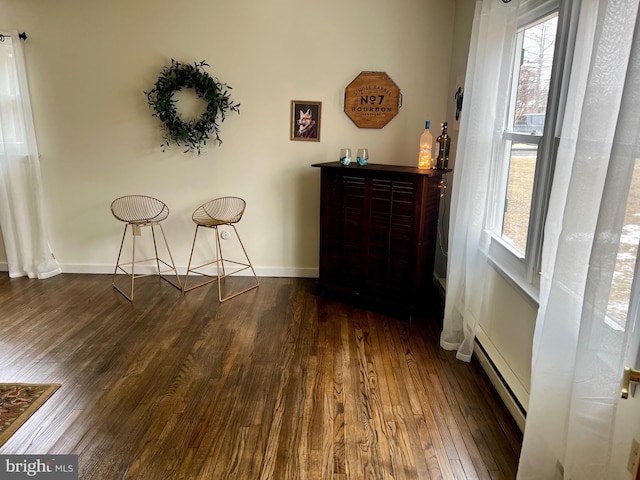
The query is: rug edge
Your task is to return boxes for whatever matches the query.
[0,383,61,448]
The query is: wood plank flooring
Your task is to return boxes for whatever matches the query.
[0,274,522,479]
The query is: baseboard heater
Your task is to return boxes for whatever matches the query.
[474,338,527,432]
[432,273,527,431]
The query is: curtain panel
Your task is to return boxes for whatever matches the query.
[519,0,640,477]
[440,0,522,361]
[0,32,60,279]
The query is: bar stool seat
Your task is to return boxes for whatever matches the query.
[183,197,259,302]
[110,195,182,301]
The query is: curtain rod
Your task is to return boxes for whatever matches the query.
[0,32,28,42]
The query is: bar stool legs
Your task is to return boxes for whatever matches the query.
[110,195,182,301]
[183,197,259,302]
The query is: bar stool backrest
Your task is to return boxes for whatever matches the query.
[193,197,246,226]
[111,195,170,224]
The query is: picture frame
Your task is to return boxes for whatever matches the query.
[290,100,321,142]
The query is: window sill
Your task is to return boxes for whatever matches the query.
[486,252,540,309]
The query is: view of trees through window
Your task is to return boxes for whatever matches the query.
[515,14,557,126]
[501,13,558,254]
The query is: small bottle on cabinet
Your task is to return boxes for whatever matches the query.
[435,122,451,169]
[417,120,433,169]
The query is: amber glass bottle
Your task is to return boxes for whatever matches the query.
[435,122,451,169]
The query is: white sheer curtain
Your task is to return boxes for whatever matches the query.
[443,0,640,476]
[519,0,640,477]
[0,32,60,279]
[440,0,521,361]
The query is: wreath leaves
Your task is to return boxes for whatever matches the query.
[145,59,240,154]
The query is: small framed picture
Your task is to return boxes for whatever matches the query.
[290,100,321,142]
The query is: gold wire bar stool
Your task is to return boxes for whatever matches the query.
[110,195,182,301]
[183,197,259,302]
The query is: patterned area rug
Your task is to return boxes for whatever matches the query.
[0,383,60,447]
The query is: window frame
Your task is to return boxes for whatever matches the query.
[488,0,578,295]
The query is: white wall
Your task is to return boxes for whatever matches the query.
[476,267,537,414]
[0,0,454,276]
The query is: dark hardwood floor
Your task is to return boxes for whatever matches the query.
[0,274,522,479]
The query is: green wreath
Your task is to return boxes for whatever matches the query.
[145,59,240,154]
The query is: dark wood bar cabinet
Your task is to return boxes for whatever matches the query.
[312,162,448,319]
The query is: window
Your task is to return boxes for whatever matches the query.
[0,35,27,155]
[489,0,574,288]
[607,160,640,328]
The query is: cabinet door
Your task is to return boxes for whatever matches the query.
[323,173,366,287]
[367,178,417,297]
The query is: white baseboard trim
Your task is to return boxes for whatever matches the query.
[0,262,319,279]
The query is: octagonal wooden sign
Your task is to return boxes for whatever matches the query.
[344,71,401,129]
